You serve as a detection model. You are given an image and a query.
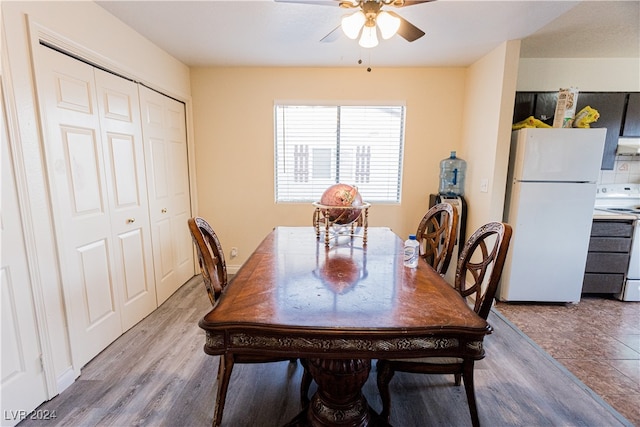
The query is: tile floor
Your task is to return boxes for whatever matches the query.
[495,295,640,426]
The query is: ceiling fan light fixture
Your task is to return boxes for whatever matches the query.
[376,11,401,39]
[341,11,366,40]
[359,25,379,48]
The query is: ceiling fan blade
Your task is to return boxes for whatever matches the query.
[273,0,339,5]
[395,0,435,7]
[388,11,425,42]
[320,25,343,42]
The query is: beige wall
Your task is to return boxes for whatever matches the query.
[517,58,640,92]
[190,67,473,269]
[190,41,522,270]
[460,40,521,237]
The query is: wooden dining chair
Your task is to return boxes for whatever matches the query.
[376,221,512,427]
[416,202,459,276]
[188,217,307,427]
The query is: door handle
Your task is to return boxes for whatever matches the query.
[127,218,136,224]
[161,208,167,214]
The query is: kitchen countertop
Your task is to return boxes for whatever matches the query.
[593,209,637,220]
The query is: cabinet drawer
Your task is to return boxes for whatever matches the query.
[588,237,632,252]
[585,252,630,273]
[582,273,624,293]
[590,221,634,237]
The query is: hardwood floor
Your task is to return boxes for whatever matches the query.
[17,277,632,427]
[496,296,640,426]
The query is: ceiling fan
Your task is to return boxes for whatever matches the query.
[275,0,434,48]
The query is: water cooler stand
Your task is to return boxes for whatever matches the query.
[429,194,467,285]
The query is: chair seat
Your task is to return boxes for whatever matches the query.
[384,356,463,364]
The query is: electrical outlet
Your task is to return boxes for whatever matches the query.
[230,247,238,258]
[480,178,489,193]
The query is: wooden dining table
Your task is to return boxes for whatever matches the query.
[199,226,491,427]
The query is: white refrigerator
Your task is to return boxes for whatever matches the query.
[498,128,606,302]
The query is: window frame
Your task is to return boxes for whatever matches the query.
[274,101,406,204]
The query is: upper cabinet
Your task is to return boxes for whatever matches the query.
[513,92,536,124]
[576,92,627,170]
[533,92,557,126]
[513,92,637,170]
[622,93,640,137]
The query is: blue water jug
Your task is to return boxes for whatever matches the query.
[439,151,466,196]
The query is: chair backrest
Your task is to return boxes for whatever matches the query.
[454,222,512,320]
[187,217,228,306]
[416,203,459,275]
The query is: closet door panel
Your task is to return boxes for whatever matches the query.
[169,136,193,281]
[78,239,116,324]
[54,70,93,113]
[157,217,175,280]
[94,69,157,332]
[109,134,138,206]
[34,46,122,367]
[147,136,176,283]
[118,229,149,301]
[149,137,169,198]
[164,95,194,290]
[139,86,193,304]
[63,127,103,215]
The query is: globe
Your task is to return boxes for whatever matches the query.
[320,183,363,225]
[319,255,361,294]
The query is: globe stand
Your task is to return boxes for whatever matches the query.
[312,202,370,247]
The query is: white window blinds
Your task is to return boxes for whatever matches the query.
[275,104,405,203]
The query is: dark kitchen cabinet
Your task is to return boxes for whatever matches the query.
[512,91,628,170]
[582,219,634,294]
[513,92,536,124]
[575,93,626,170]
[533,92,558,126]
[622,92,640,136]
[512,91,557,126]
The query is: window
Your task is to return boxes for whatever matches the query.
[275,104,405,203]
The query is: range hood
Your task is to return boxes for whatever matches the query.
[617,137,640,155]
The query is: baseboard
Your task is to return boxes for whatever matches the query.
[227,264,241,275]
[56,366,77,394]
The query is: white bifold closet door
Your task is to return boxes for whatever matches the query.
[139,86,194,304]
[34,45,158,367]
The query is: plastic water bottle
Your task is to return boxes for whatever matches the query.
[404,234,420,268]
[439,151,467,196]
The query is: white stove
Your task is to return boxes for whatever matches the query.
[595,184,640,214]
[594,184,640,301]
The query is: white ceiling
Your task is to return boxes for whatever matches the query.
[95,0,640,68]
